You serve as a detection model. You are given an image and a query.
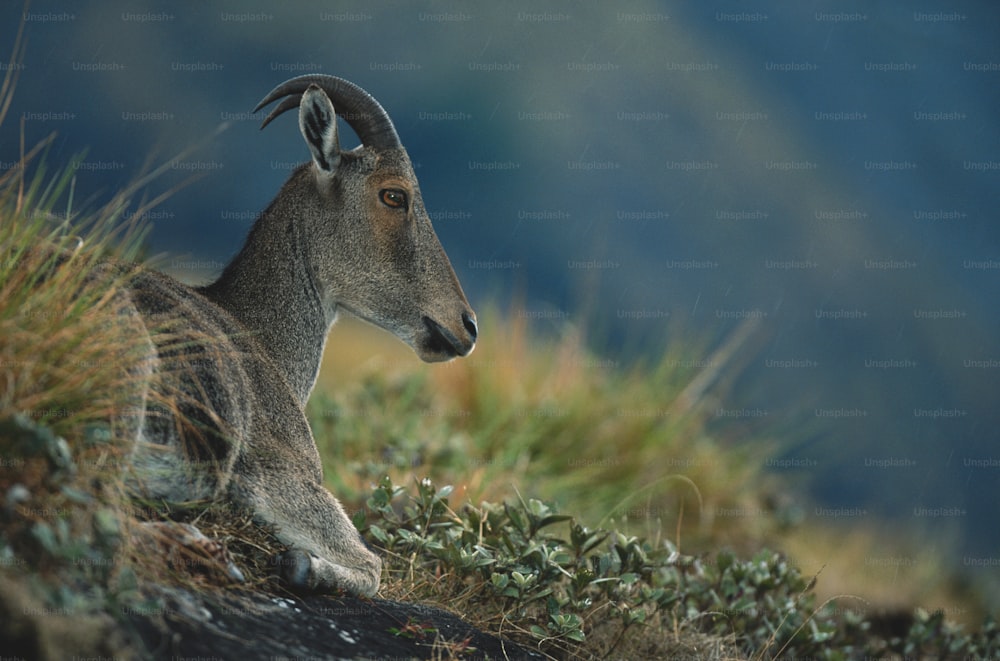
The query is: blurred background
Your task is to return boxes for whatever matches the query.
[3,0,998,614]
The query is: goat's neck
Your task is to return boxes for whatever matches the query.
[200,207,330,406]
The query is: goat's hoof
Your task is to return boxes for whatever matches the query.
[277,548,313,590]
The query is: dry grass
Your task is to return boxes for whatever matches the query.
[0,36,246,636]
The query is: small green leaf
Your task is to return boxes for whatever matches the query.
[537,513,572,529]
[115,565,138,594]
[93,508,120,539]
[59,485,90,505]
[716,549,735,572]
[368,488,390,509]
[367,524,389,545]
[511,570,533,587]
[31,521,58,554]
[529,625,548,639]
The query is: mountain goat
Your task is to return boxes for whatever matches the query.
[125,75,476,597]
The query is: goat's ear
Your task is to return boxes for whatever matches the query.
[299,85,341,175]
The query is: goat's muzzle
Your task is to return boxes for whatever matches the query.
[420,313,477,361]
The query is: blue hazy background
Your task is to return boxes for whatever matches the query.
[3,1,998,592]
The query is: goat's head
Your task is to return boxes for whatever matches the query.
[255,75,476,362]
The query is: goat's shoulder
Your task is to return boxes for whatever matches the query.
[126,267,310,449]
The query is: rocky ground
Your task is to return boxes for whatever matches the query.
[1,573,543,661]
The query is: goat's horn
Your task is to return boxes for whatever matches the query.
[254,74,401,150]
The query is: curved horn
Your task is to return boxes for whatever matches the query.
[254,74,401,150]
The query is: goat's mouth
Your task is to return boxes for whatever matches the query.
[419,314,476,362]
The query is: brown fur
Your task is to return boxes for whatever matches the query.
[125,78,476,596]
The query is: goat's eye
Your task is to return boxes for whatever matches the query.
[379,188,408,210]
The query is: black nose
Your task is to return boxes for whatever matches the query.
[422,315,476,358]
[462,312,478,342]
